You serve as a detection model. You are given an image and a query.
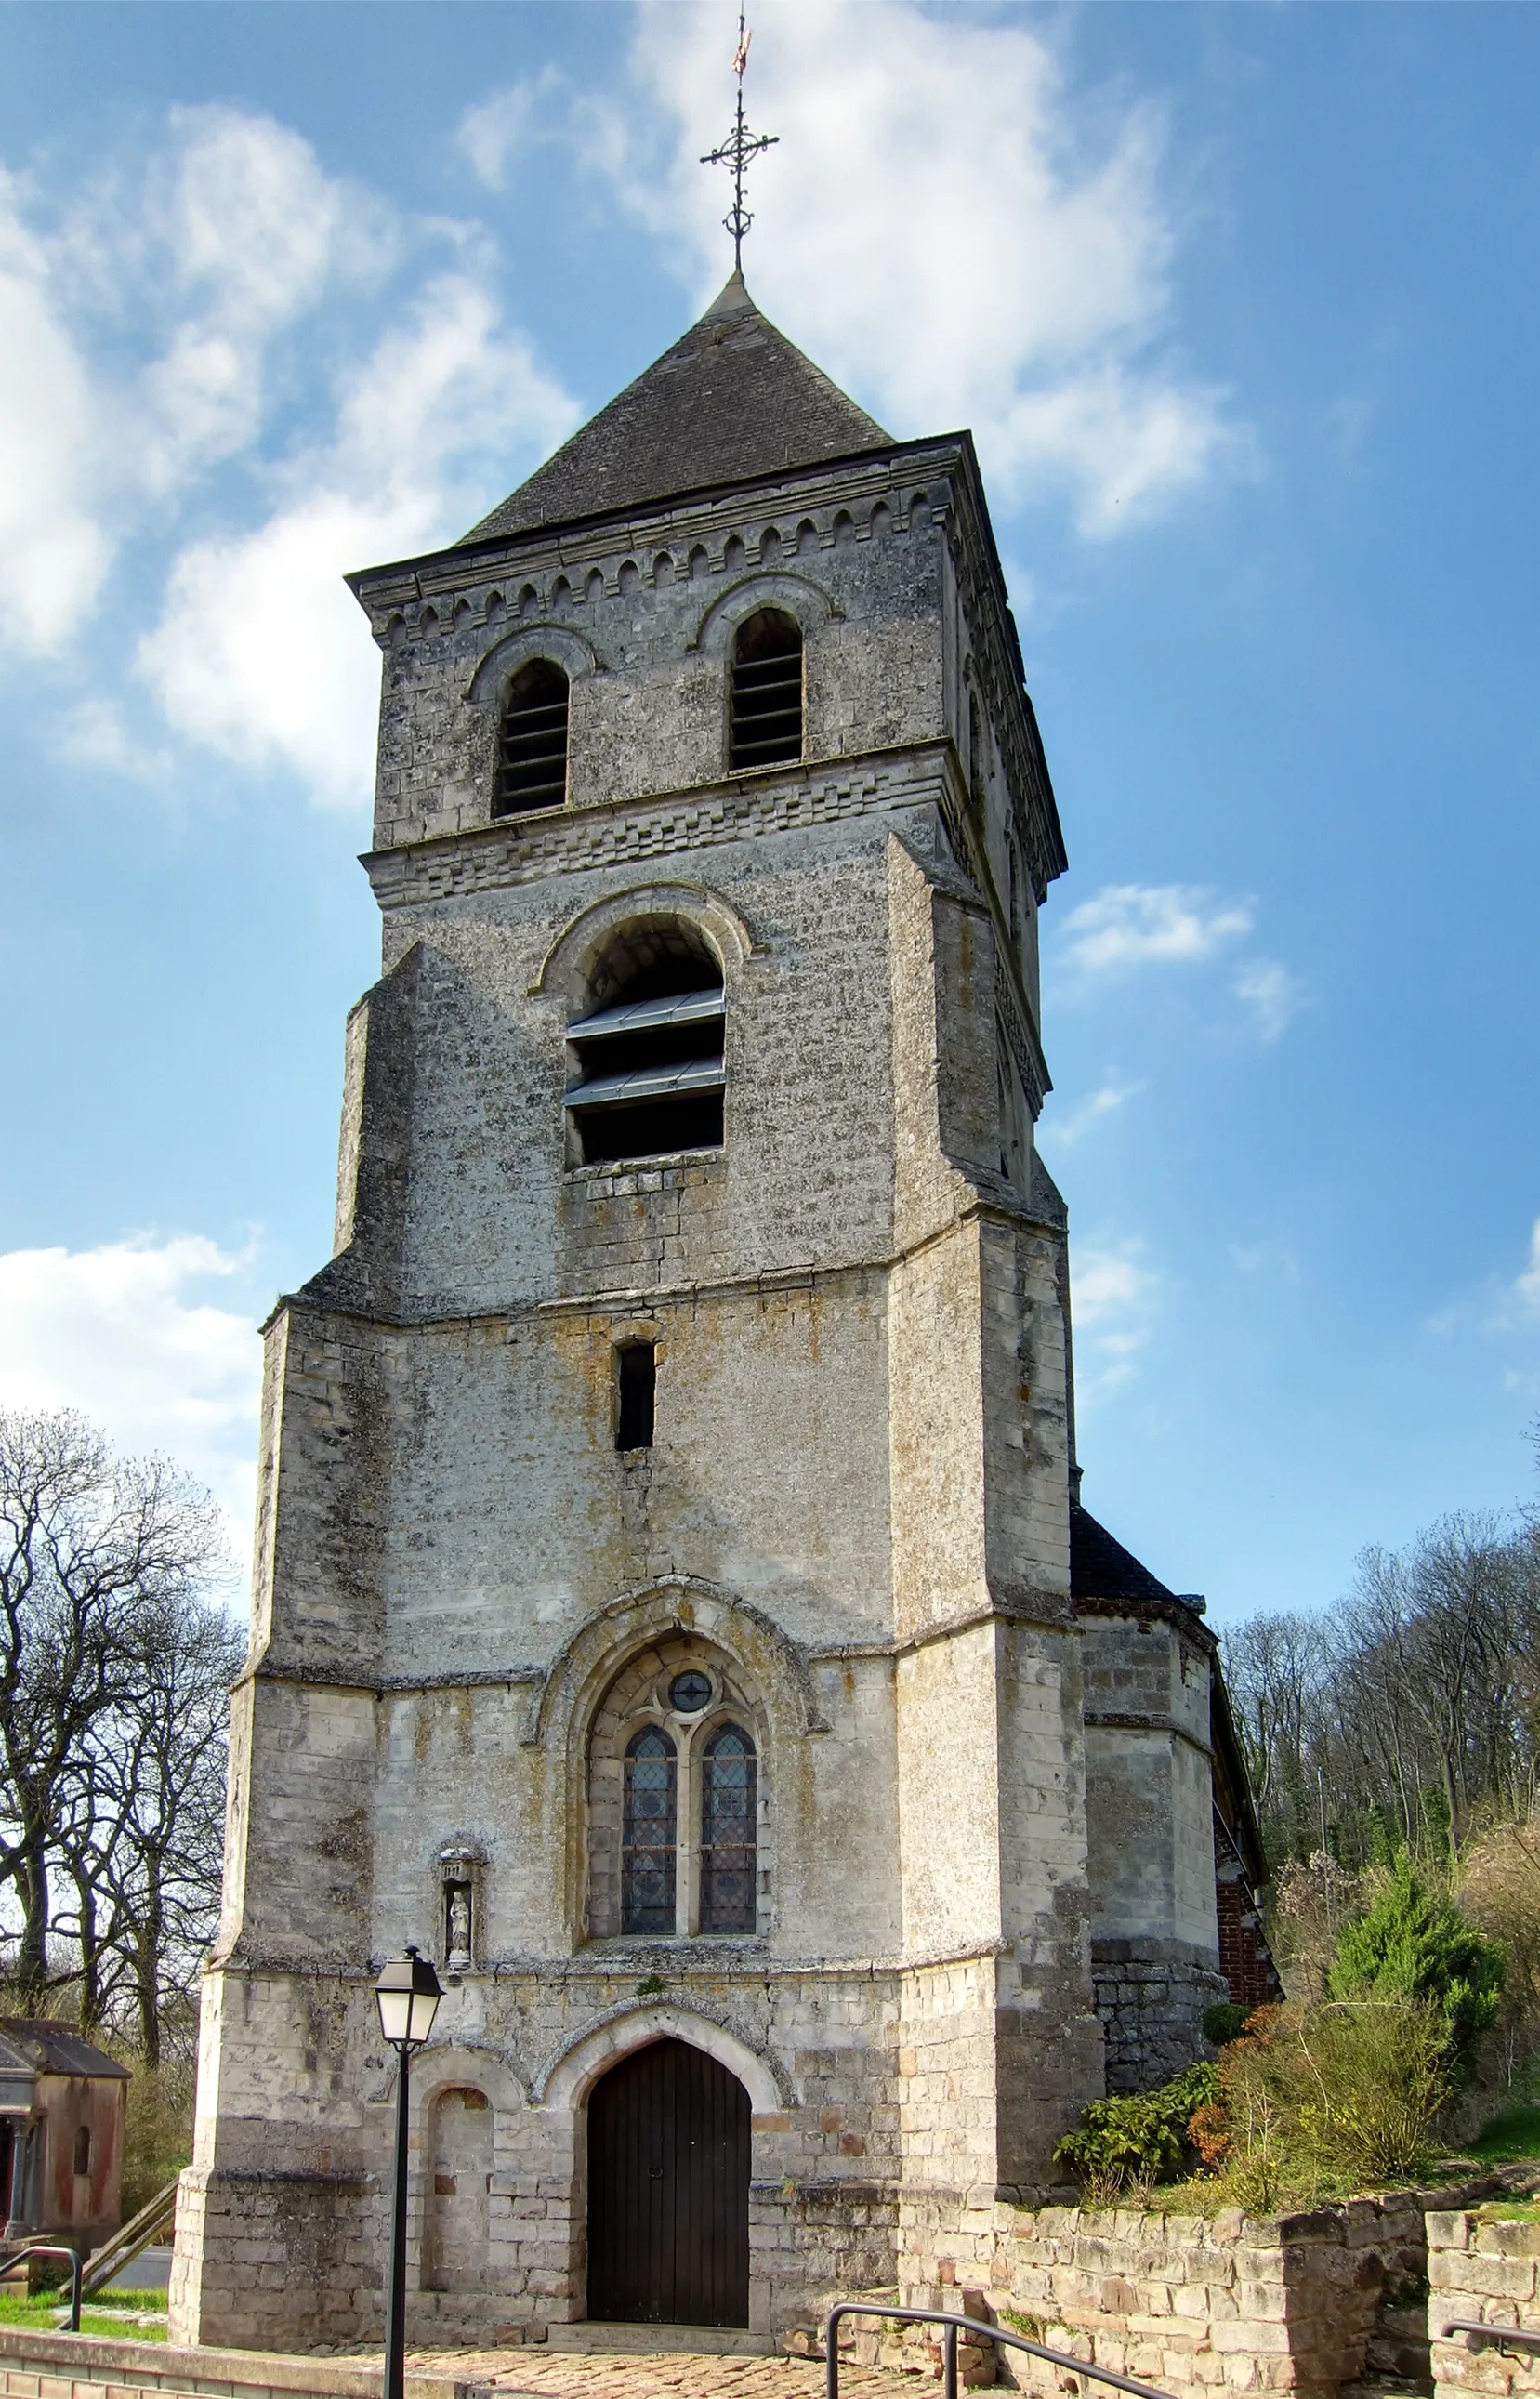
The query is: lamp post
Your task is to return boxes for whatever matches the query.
[375,1945,442,2399]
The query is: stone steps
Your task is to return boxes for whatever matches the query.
[547,2323,776,2357]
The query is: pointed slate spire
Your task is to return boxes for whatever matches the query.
[458,276,892,547]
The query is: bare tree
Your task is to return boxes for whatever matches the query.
[0,1411,225,2015]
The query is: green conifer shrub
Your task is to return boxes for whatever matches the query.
[1327,1853,1505,2083]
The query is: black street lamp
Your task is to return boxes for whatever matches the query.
[375,1945,442,2399]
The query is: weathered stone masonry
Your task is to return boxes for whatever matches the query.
[171,271,1274,2353]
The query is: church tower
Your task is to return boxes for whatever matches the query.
[170,275,1264,2353]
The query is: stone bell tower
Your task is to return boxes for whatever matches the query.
[170,272,1252,2356]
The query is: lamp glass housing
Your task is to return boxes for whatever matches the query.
[375,1946,442,2049]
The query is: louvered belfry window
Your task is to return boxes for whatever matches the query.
[494,658,569,816]
[729,610,802,769]
[622,1726,678,1934]
[700,1723,757,1933]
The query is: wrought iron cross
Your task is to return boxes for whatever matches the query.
[701,7,778,272]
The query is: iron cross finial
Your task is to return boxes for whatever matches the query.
[700,7,778,273]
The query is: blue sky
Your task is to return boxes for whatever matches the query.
[0,1,1537,1627]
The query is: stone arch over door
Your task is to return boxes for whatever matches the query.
[585,2037,750,2328]
[424,2086,492,2291]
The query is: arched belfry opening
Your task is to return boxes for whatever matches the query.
[494,657,569,815]
[729,608,802,768]
[586,2037,750,2327]
[565,916,726,1166]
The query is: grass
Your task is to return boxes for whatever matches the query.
[1468,2105,1540,2165]
[0,2287,169,2343]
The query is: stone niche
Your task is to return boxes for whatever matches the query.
[437,1840,485,1974]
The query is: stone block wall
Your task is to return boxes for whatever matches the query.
[1090,1939,1228,2095]
[1430,2205,1540,2399]
[867,2183,1511,2399]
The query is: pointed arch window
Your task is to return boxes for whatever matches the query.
[494,658,569,816]
[701,1723,757,1933]
[730,610,802,770]
[622,1726,677,1934]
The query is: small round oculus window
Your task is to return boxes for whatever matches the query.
[668,1670,713,1714]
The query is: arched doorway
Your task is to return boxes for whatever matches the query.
[586,2037,749,2327]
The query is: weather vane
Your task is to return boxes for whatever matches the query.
[701,7,778,273]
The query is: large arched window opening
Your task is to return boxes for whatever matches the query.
[729,609,802,769]
[566,916,725,1167]
[494,658,569,815]
[622,1727,677,1934]
[701,1724,757,1934]
[586,1638,770,1942]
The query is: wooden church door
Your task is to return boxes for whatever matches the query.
[586,2038,750,2327]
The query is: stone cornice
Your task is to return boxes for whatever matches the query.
[1073,1591,1218,1655]
[362,741,950,907]
[347,433,967,606]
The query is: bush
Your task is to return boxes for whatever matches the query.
[1204,2002,1257,2049]
[1328,1853,1504,2082]
[1054,2062,1219,2196]
[1208,1997,1454,2190]
[1457,1826,1540,2094]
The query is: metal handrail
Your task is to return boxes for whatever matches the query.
[0,2244,82,2331]
[824,2301,1172,2399]
[1443,2320,1540,2357]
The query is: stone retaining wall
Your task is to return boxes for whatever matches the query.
[0,2328,468,2399]
[1429,2207,1540,2399]
[790,2177,1517,2399]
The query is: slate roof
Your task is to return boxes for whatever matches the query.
[460,272,892,547]
[1070,1503,1204,1614]
[0,2020,131,2079]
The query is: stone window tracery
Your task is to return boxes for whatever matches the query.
[701,1724,757,1933]
[587,1637,768,1942]
[622,1727,677,1933]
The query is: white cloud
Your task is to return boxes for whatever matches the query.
[0,172,112,651]
[1060,882,1254,973]
[1230,1241,1301,1284]
[1043,1078,1143,1148]
[578,0,1238,533]
[457,70,564,191]
[57,697,174,784]
[1233,958,1301,1040]
[1073,1240,1161,1399]
[1516,1221,1540,1313]
[0,105,573,810]
[137,107,391,491]
[0,1233,263,1549]
[138,274,576,806]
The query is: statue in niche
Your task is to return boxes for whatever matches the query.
[445,1882,473,1971]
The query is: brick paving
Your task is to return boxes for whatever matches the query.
[332,2347,917,2399]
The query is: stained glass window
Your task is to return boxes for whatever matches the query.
[701,1723,757,1934]
[622,1726,677,1934]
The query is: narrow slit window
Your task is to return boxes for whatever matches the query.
[494,659,569,816]
[701,1723,757,1933]
[616,1343,655,1451]
[73,2126,91,2176]
[622,1726,677,1934]
[730,610,802,769]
